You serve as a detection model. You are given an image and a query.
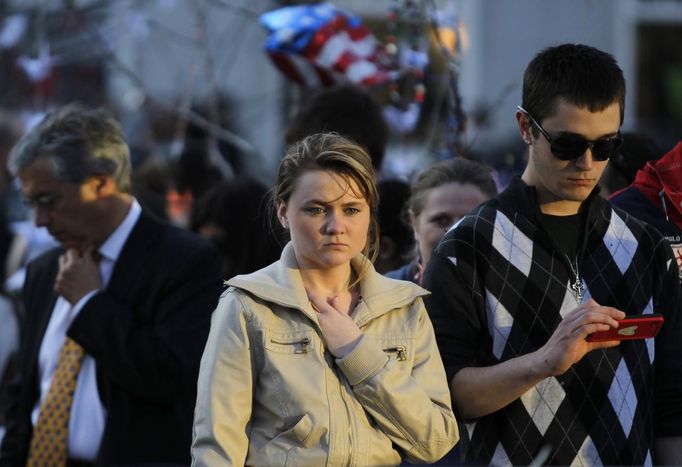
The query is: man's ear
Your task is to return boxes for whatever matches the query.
[516,110,533,145]
[90,175,114,196]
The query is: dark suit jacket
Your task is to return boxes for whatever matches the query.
[0,211,224,466]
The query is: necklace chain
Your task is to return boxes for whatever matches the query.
[565,254,584,304]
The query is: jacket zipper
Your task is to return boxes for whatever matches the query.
[383,346,407,361]
[269,337,310,354]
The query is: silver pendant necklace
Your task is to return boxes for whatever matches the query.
[565,254,584,303]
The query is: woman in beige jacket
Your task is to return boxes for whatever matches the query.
[192,133,459,466]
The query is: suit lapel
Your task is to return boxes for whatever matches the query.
[106,212,165,298]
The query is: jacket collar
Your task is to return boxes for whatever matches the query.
[226,242,428,326]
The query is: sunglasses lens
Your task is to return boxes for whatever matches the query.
[550,136,588,161]
[592,136,622,161]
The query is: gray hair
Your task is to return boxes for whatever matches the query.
[8,103,132,193]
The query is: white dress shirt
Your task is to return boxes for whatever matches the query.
[31,200,142,461]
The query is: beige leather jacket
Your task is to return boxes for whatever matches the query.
[192,243,458,466]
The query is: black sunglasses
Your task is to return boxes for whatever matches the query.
[517,106,622,162]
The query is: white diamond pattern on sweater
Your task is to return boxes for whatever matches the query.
[492,211,533,277]
[486,288,514,360]
[491,443,511,467]
[520,377,566,435]
[572,436,603,467]
[608,359,638,437]
[603,211,638,274]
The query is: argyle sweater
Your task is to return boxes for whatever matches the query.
[424,177,682,466]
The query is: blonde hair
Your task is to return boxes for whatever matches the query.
[275,133,379,279]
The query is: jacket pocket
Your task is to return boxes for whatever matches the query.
[258,329,324,422]
[266,335,312,354]
[257,413,315,467]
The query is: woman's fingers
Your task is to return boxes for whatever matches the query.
[307,292,339,314]
[307,292,323,313]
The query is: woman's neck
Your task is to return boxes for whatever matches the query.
[299,264,355,296]
[300,265,361,316]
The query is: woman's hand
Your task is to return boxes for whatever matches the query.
[308,292,362,358]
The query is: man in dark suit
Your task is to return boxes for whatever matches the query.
[0,104,224,466]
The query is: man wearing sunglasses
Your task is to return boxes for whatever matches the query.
[424,43,682,465]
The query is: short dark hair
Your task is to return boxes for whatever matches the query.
[8,103,132,192]
[522,44,626,129]
[284,85,388,171]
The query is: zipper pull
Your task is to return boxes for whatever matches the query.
[383,346,407,361]
[294,338,310,354]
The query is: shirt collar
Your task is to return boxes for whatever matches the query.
[98,199,142,262]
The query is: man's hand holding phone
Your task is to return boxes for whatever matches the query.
[535,299,624,377]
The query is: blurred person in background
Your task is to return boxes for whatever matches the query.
[190,177,282,280]
[610,141,682,278]
[130,158,174,222]
[599,131,661,197]
[0,114,24,446]
[387,158,497,285]
[192,133,458,466]
[284,84,389,175]
[373,179,416,274]
[0,103,223,466]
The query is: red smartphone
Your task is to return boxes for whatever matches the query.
[586,314,664,342]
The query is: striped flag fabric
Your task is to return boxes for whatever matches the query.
[260,3,396,87]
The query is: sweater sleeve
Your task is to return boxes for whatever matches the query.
[422,230,489,387]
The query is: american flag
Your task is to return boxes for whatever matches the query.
[260,3,395,87]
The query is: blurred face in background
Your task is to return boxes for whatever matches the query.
[412,182,489,267]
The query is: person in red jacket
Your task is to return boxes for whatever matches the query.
[610,141,682,278]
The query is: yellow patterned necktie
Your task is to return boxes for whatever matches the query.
[26,336,86,467]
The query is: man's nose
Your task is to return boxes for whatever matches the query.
[34,207,50,227]
[574,149,595,170]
